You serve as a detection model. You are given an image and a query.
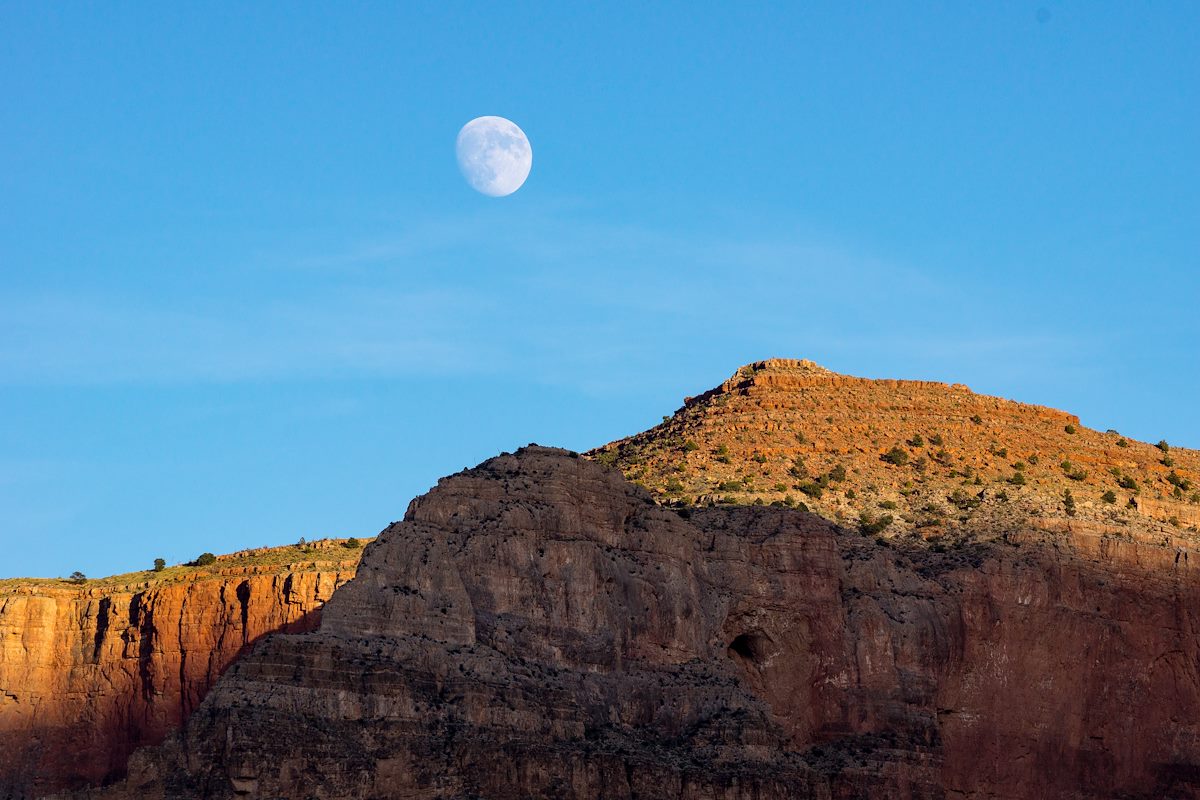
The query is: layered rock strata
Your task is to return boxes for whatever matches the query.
[76,447,1200,799]
[0,547,360,799]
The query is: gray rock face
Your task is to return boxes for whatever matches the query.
[77,446,1200,799]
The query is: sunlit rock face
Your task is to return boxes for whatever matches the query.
[67,446,1200,799]
[0,562,355,800]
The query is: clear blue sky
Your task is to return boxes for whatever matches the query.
[2,3,1197,578]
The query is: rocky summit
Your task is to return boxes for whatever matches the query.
[592,358,1200,545]
[4,360,1200,799]
[62,444,1200,799]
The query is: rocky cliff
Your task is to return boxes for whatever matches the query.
[0,541,365,799]
[72,447,1200,799]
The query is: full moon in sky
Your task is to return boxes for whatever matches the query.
[455,116,532,197]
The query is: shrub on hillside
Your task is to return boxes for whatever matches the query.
[858,512,894,536]
[153,558,166,572]
[1063,489,1077,517]
[796,481,824,499]
[881,447,909,467]
[948,488,982,511]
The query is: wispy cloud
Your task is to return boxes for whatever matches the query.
[0,206,1086,390]
[0,287,501,385]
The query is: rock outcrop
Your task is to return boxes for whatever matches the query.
[591,358,1200,546]
[0,543,363,799]
[75,447,1200,799]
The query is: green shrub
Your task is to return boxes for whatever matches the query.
[68,571,87,584]
[715,444,730,456]
[908,434,925,448]
[1157,440,1171,452]
[717,480,742,492]
[1008,472,1027,486]
[796,481,824,499]
[1117,474,1138,491]
[948,488,982,510]
[879,500,898,510]
[881,447,909,466]
[858,512,894,536]
[828,464,847,482]
[969,414,983,425]
[1101,490,1117,504]
[1162,455,1176,467]
[1060,460,1087,481]
[665,479,684,493]
[788,456,807,478]
[1012,462,1026,471]
[1116,438,1129,448]
[193,552,217,567]
[343,537,361,548]
[1064,424,1076,435]
[928,433,944,446]
[752,453,767,464]
[153,558,166,572]
[683,440,699,452]
[1063,489,1076,517]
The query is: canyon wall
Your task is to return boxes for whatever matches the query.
[0,551,359,799]
[75,448,1200,799]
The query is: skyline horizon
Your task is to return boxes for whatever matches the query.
[3,4,1196,578]
[7,352,1195,580]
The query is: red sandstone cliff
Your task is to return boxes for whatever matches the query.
[0,543,363,799]
[7,360,1200,799]
[70,448,1200,799]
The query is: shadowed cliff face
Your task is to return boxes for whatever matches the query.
[75,447,1200,800]
[0,557,357,800]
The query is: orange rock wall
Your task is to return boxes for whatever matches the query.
[0,566,355,799]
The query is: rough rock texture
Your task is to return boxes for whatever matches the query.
[0,544,361,800]
[591,359,1200,545]
[76,447,1200,799]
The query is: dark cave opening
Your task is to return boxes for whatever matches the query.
[727,631,773,665]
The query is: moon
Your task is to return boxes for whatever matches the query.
[456,116,532,197]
